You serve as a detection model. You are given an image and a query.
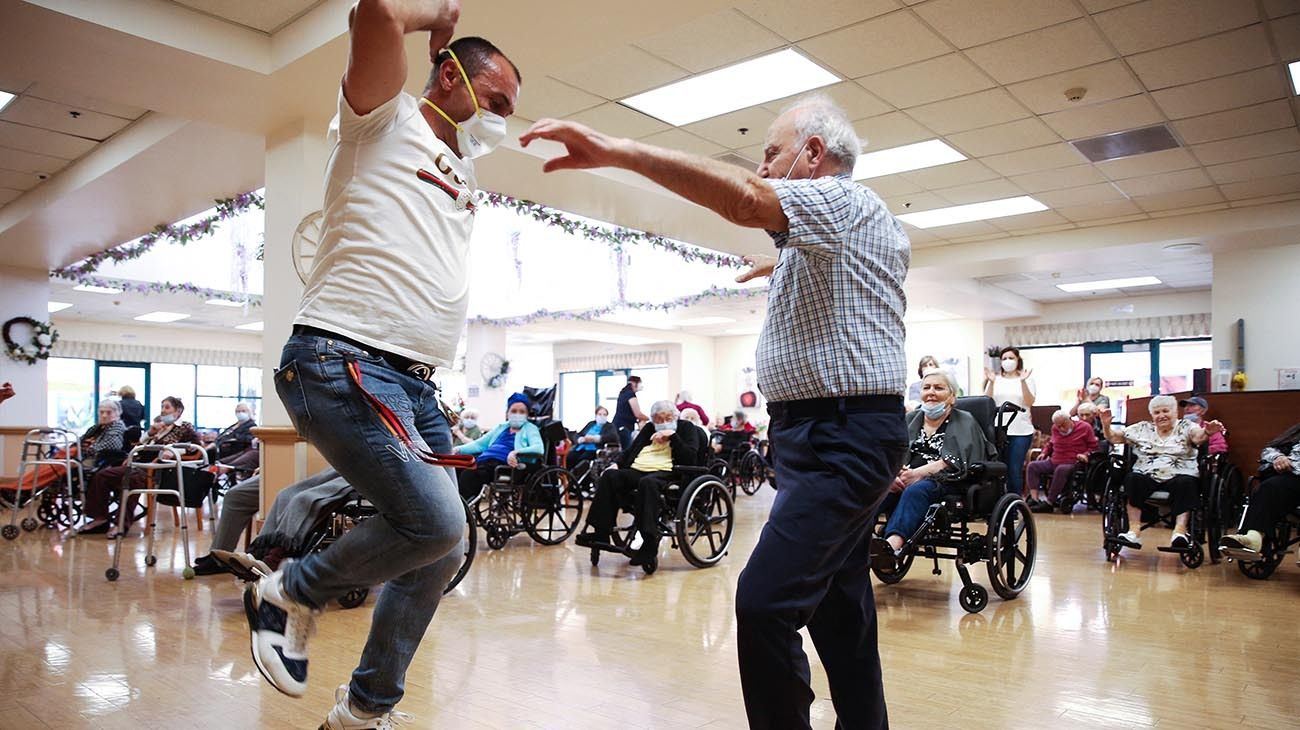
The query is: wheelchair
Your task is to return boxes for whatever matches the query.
[1221,469,1295,580]
[871,397,1037,614]
[2,428,85,539]
[569,445,620,500]
[1029,450,1108,514]
[469,421,584,550]
[708,430,768,496]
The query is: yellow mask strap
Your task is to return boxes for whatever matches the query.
[420,97,461,131]
[445,47,482,115]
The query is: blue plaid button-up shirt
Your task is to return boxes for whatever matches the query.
[757,174,910,402]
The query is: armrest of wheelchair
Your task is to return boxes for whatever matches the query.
[968,461,1008,479]
[674,465,710,475]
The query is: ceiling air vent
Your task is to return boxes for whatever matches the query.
[1071,124,1181,163]
[714,152,758,170]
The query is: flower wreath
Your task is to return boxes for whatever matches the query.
[3,317,59,365]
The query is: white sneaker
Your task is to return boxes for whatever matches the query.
[244,562,318,697]
[1117,531,1142,548]
[212,549,271,582]
[321,684,412,729]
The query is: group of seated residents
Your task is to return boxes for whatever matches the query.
[453,393,544,502]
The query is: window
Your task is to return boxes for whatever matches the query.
[196,365,263,429]
[1159,339,1211,394]
[47,357,96,434]
[1018,346,1084,410]
[150,363,196,425]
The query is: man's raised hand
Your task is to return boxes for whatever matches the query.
[520,119,625,173]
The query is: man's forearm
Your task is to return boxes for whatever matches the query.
[614,140,787,231]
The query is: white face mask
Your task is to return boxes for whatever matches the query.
[920,401,947,420]
[595,415,608,425]
[462,418,477,429]
[1001,358,1018,373]
[421,48,507,159]
[507,413,527,429]
[654,421,676,434]
[235,411,251,423]
[782,142,809,181]
[1087,384,1101,395]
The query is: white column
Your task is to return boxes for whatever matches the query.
[260,119,331,425]
[0,266,50,427]
[464,324,508,420]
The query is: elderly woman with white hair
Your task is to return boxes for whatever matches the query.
[871,371,996,567]
[79,399,127,471]
[1100,395,1224,551]
[1025,409,1098,513]
[576,400,706,569]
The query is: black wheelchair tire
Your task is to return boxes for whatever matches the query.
[1207,465,1245,564]
[1237,530,1284,580]
[338,587,369,609]
[739,451,765,495]
[958,584,989,614]
[443,497,477,595]
[676,476,735,569]
[1180,544,1204,569]
[986,494,1036,601]
[523,467,584,546]
[871,547,914,585]
[1101,483,1128,555]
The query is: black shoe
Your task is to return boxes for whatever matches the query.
[575,531,606,549]
[192,554,229,576]
[869,537,900,573]
[1030,501,1054,514]
[1025,497,1040,507]
[77,520,111,535]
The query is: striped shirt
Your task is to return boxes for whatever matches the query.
[757,175,910,402]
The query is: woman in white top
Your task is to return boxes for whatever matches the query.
[984,347,1036,496]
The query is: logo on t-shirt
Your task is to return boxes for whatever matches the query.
[416,157,476,212]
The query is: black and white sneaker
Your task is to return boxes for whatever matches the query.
[1169,532,1191,550]
[244,563,317,697]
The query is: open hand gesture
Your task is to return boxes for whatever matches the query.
[1098,407,1113,426]
[736,255,777,283]
[1203,419,1224,436]
[520,119,625,173]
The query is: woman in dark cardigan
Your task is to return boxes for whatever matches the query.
[568,405,620,475]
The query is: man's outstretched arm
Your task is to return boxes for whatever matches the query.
[343,0,461,115]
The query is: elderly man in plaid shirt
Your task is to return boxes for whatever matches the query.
[523,93,910,730]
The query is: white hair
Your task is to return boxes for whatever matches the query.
[650,400,679,419]
[677,390,692,402]
[921,369,958,396]
[681,409,702,425]
[1149,395,1178,414]
[461,408,479,419]
[782,93,862,172]
[1077,402,1097,415]
[98,399,121,416]
[1051,409,1070,423]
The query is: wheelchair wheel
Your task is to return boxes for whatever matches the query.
[524,467,584,546]
[676,476,735,569]
[871,547,914,585]
[1207,464,1245,564]
[444,498,477,595]
[708,458,729,481]
[986,495,1035,601]
[338,587,369,609]
[958,584,989,614]
[738,451,765,496]
[1101,484,1128,559]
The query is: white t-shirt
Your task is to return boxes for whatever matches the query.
[294,90,478,367]
[991,374,1037,436]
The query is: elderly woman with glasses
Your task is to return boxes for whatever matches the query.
[79,399,127,471]
[1100,395,1224,552]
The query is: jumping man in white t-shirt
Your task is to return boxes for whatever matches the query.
[242,2,521,727]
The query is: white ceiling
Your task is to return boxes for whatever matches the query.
[48,278,262,331]
[166,0,329,34]
[977,250,1213,302]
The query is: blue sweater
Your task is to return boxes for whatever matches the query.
[455,421,544,461]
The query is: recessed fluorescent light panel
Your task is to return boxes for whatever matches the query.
[0,91,15,113]
[47,301,73,313]
[73,284,124,294]
[235,321,264,331]
[134,311,190,323]
[205,298,244,307]
[854,139,966,180]
[1290,61,1300,95]
[621,48,839,127]
[897,196,1048,229]
[1056,276,1162,293]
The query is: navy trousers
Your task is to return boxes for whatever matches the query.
[736,405,907,730]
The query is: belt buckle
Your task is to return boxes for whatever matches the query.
[405,362,434,382]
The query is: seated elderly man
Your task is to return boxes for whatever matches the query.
[79,399,127,473]
[870,371,996,568]
[452,393,544,501]
[1025,409,1098,513]
[1180,396,1228,454]
[576,400,706,568]
[1101,395,1224,551]
[209,402,257,471]
[1076,401,1105,443]
[1218,422,1300,559]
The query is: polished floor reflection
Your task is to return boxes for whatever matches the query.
[2,490,1298,729]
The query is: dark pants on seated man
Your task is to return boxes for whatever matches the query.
[585,468,673,554]
[1240,473,1300,533]
[1026,459,1080,504]
[1125,472,1199,515]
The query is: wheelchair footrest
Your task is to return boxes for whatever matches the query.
[1155,544,1196,554]
[1218,546,1262,562]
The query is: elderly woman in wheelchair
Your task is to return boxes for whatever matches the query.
[1099,395,1224,559]
[1218,422,1300,574]
[453,393,544,502]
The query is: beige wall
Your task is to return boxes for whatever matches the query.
[1211,243,1300,392]
[0,266,50,427]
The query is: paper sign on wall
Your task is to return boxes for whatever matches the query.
[1280,369,1300,390]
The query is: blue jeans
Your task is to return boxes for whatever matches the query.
[274,334,463,714]
[735,406,907,730]
[1004,434,1032,495]
[882,479,947,541]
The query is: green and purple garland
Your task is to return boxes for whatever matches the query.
[468,285,768,328]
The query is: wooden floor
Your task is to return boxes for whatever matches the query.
[2,488,1298,729]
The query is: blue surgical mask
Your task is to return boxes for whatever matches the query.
[462,418,477,429]
[160,414,176,425]
[1184,413,1201,424]
[920,402,947,420]
[508,414,527,429]
[654,421,677,434]
[595,415,608,425]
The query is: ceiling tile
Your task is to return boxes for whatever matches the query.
[1033,182,1125,208]
[1057,199,1144,221]
[946,117,1061,157]
[1264,0,1299,19]
[856,54,995,108]
[0,145,71,175]
[683,106,777,147]
[551,45,687,100]
[1093,0,1260,55]
[983,142,1088,176]
[762,81,892,120]
[0,97,130,141]
[965,19,1114,85]
[635,9,786,73]
[853,112,935,149]
[992,210,1071,231]
[860,175,924,198]
[1081,0,1141,11]
[1207,151,1300,184]
[1041,94,1164,140]
[1150,66,1288,119]
[798,11,950,78]
[0,188,21,206]
[0,121,96,160]
[912,0,1080,49]
[884,191,950,213]
[932,177,1026,205]
[1004,60,1143,115]
[1009,164,1109,192]
[24,84,147,120]
[1126,25,1274,90]
[567,103,670,139]
[640,129,726,157]
[734,0,901,41]
[1114,168,1213,197]
[926,220,1004,238]
[0,168,40,191]
[1095,147,1199,179]
[899,160,1000,189]
[1219,172,1300,200]
[510,77,604,122]
[1271,13,1300,58]
[1191,128,1300,166]
[906,88,1028,135]
[1132,187,1226,212]
[1172,100,1296,145]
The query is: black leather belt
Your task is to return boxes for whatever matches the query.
[768,395,902,421]
[293,325,437,382]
